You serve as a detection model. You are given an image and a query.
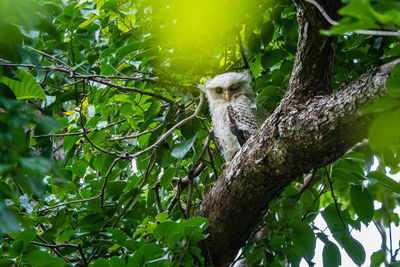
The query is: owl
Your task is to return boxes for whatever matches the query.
[199,72,263,161]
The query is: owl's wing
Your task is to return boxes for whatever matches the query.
[227,100,260,147]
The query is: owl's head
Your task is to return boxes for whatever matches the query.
[199,72,252,102]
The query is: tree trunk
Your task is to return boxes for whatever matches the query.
[194,0,400,265]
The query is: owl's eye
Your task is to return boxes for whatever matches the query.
[215,87,223,94]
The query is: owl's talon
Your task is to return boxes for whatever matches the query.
[223,161,231,169]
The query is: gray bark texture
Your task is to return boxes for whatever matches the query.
[194,0,400,266]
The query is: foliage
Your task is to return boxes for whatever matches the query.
[0,0,399,266]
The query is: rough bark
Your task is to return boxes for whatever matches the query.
[194,0,400,266]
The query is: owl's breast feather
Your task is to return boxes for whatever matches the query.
[208,100,241,161]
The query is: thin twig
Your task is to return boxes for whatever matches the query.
[87,77,176,106]
[117,151,157,221]
[236,30,253,79]
[78,245,88,267]
[324,166,347,231]
[30,241,79,248]
[154,182,163,213]
[37,195,100,213]
[128,93,204,160]
[24,46,73,70]
[185,136,211,218]
[78,86,129,159]
[35,235,71,263]
[109,122,164,141]
[100,158,120,207]
[34,119,127,139]
[304,0,400,37]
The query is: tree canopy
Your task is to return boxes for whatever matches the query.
[0,0,399,266]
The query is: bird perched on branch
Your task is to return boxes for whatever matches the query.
[199,72,264,161]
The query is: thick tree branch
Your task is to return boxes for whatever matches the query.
[194,1,400,265]
[196,56,399,266]
[289,0,341,95]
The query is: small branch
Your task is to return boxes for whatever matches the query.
[109,122,164,141]
[324,167,347,231]
[87,77,176,106]
[128,93,204,160]
[24,46,73,70]
[100,158,120,207]
[236,30,253,79]
[167,178,188,214]
[30,241,79,248]
[154,182,163,213]
[37,195,100,213]
[78,90,129,160]
[117,151,157,222]
[295,168,321,193]
[304,0,400,37]
[185,136,211,218]
[35,235,71,263]
[34,119,127,139]
[78,245,88,267]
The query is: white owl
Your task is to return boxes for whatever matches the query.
[200,72,263,161]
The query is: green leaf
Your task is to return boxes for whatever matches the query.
[93,258,111,267]
[180,216,209,230]
[247,32,261,52]
[160,167,176,188]
[260,21,274,46]
[369,109,400,152]
[155,212,169,223]
[362,96,400,115]
[290,221,316,260]
[154,221,177,241]
[246,247,264,265]
[63,134,81,154]
[110,256,126,267]
[340,236,365,266]
[100,0,118,11]
[118,13,136,33]
[184,226,204,244]
[321,204,348,234]
[19,157,51,175]
[387,63,400,97]
[0,69,45,100]
[0,182,15,199]
[139,243,164,261]
[23,250,58,266]
[107,228,129,245]
[323,241,341,267]
[0,204,19,234]
[16,228,36,243]
[261,49,289,69]
[249,56,262,79]
[171,133,198,159]
[350,185,374,223]
[370,250,385,267]
[367,171,400,194]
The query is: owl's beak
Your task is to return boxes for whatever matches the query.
[224,91,231,102]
